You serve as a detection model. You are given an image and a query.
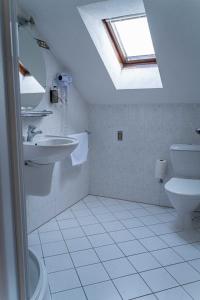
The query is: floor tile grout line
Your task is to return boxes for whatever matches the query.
[50,279,196,300]
[129,284,194,300]
[29,195,88,234]
[38,198,200,264]
[29,207,194,258]
[135,239,200,292]
[85,199,173,256]
[70,197,125,299]
[93,194,172,210]
[167,259,200,278]
[30,194,194,236]
[42,249,200,277]
[171,244,200,264]
[71,200,129,254]
[149,248,184,267]
[50,285,92,297]
[85,196,177,225]
[55,218,90,300]
[95,195,177,217]
[83,196,189,252]
[79,197,157,299]
[86,259,124,300]
[75,196,149,298]
[84,197,155,254]
[182,283,198,300]
[34,224,200,258]
[160,260,200,294]
[29,196,200,299]
[76,196,200,298]
[48,271,200,299]
[36,207,200,245]
[187,259,200,275]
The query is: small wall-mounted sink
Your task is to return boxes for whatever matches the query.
[23,135,79,164]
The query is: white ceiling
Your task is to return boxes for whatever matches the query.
[19,0,200,104]
[78,0,163,90]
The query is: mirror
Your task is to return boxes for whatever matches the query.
[18,26,46,110]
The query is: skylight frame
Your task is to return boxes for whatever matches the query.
[103,13,157,66]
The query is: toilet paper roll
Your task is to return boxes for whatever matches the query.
[155,159,167,181]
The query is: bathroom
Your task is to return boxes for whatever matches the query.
[1,0,200,299]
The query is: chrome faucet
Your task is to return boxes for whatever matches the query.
[27,125,42,142]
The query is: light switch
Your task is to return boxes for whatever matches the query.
[117,131,123,141]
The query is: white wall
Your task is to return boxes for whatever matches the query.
[79,0,162,90]
[20,0,200,105]
[89,104,200,206]
[22,47,89,232]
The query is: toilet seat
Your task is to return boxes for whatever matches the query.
[165,178,200,196]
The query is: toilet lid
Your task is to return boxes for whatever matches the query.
[165,178,200,196]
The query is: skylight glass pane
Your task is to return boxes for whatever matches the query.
[113,16,155,58]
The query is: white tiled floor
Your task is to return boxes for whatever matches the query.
[29,195,200,300]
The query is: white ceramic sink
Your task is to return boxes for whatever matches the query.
[23,135,79,164]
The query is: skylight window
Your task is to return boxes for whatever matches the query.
[104,14,156,66]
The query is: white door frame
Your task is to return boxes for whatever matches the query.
[0,0,28,299]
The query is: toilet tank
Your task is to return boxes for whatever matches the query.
[170,144,200,178]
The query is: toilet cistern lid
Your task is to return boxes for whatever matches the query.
[170,144,200,151]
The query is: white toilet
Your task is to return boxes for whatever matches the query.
[165,144,200,229]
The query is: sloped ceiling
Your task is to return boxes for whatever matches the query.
[19,0,200,104]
